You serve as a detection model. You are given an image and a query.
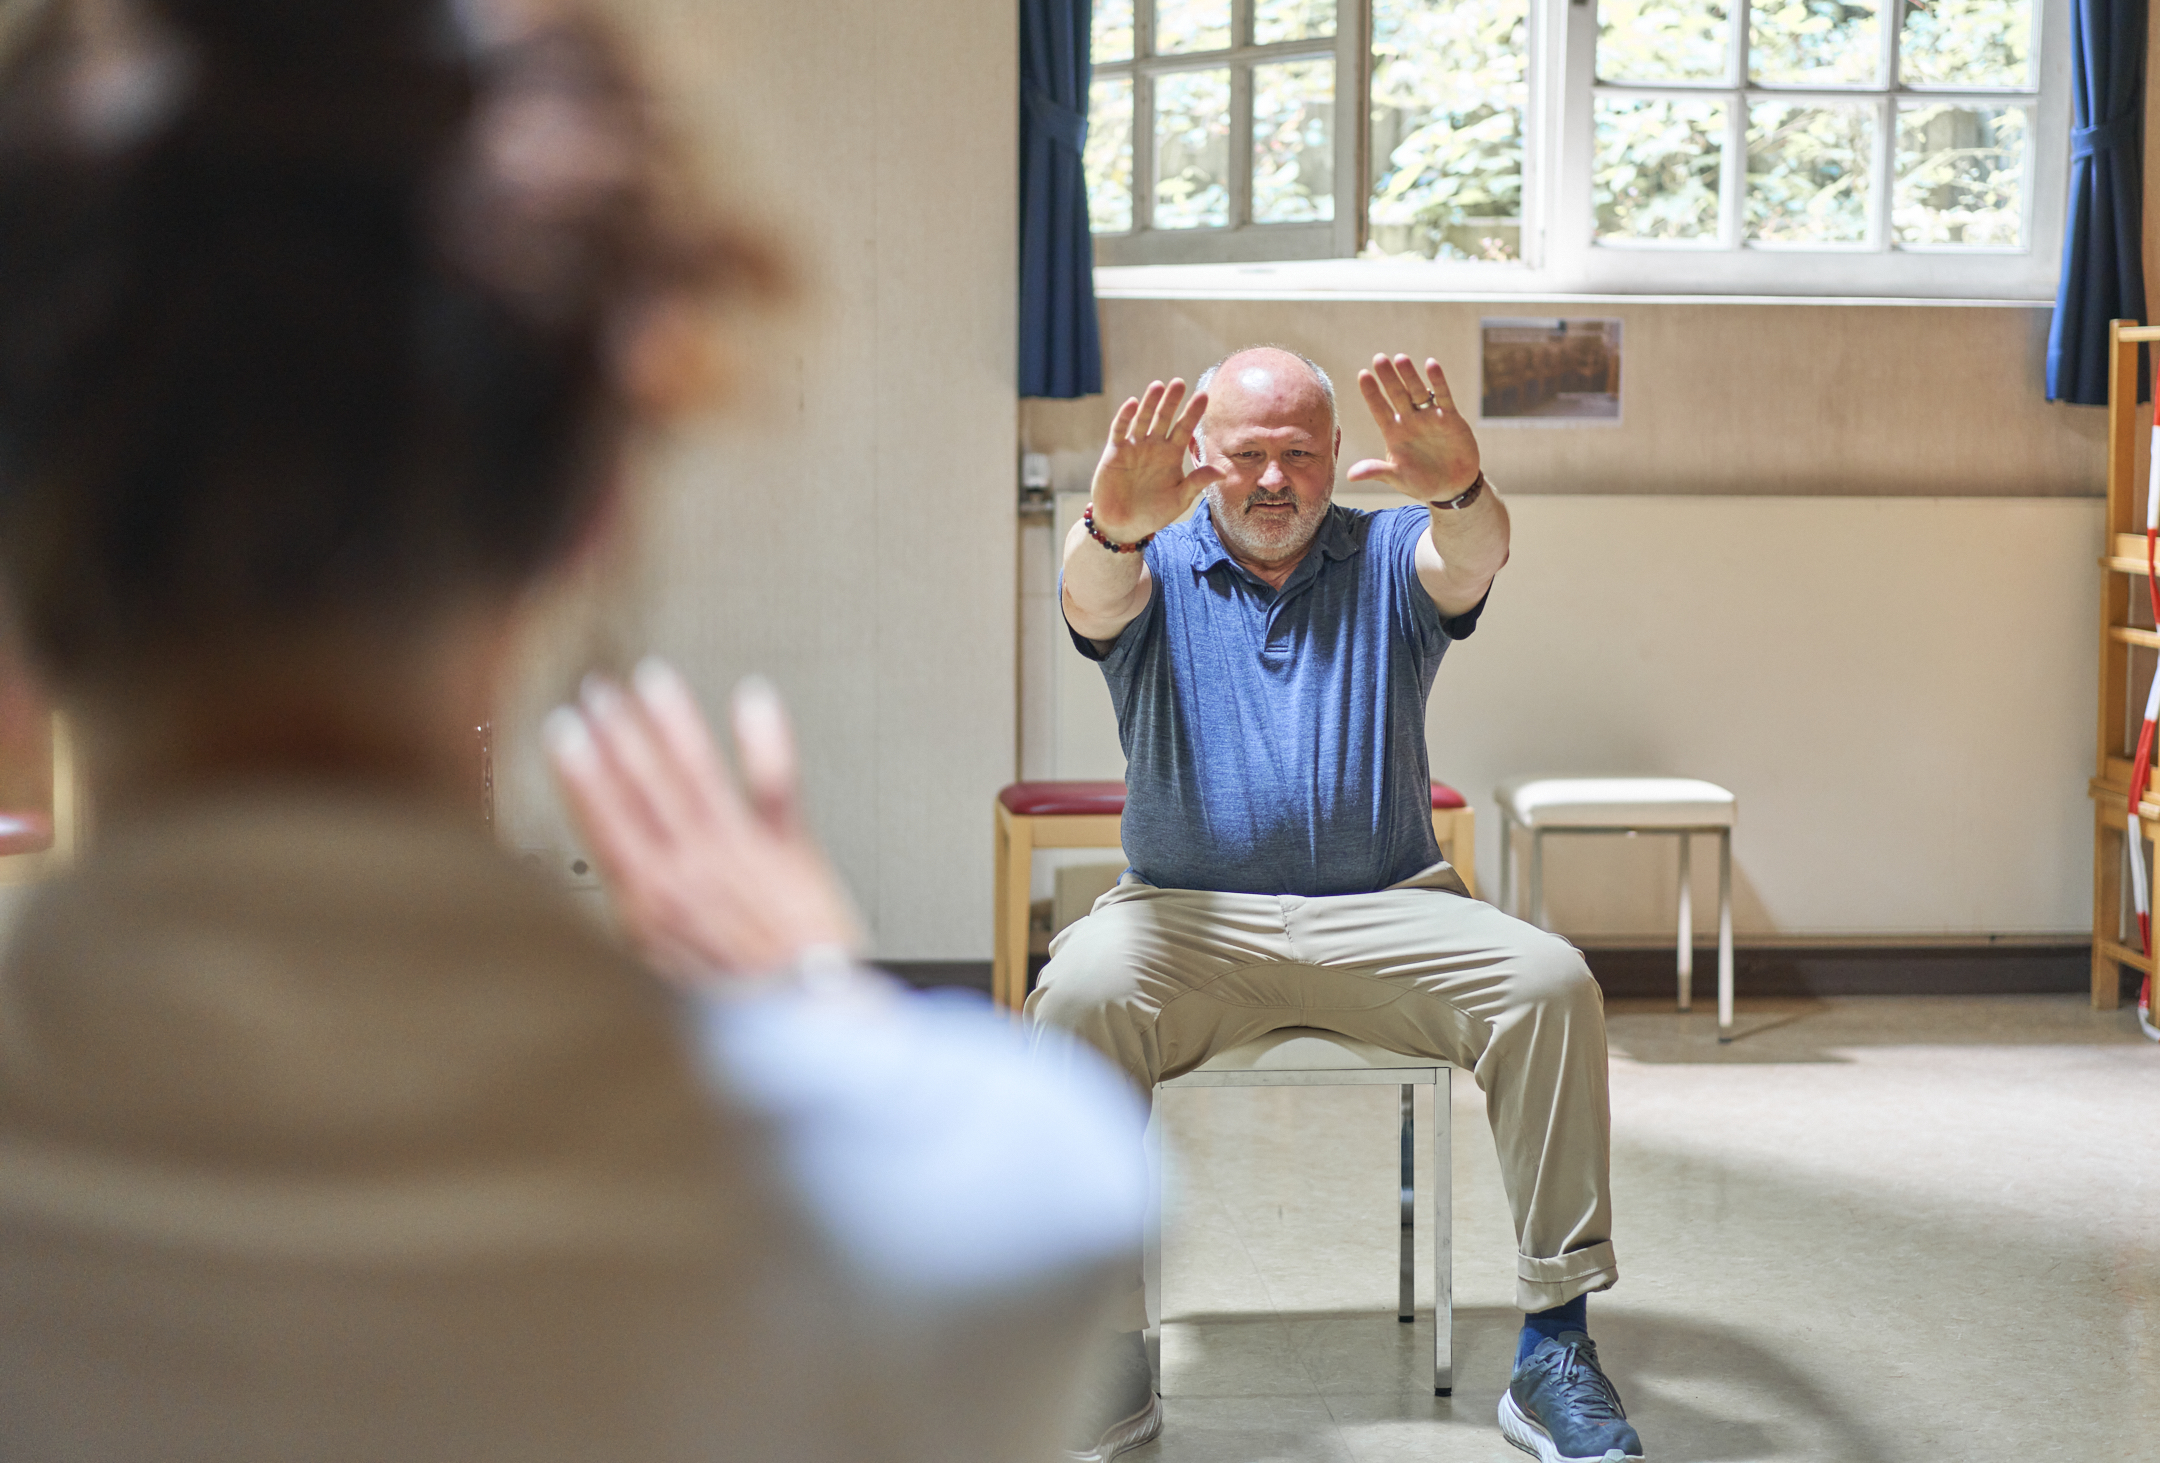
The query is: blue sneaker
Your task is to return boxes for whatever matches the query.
[1498,1331,1645,1463]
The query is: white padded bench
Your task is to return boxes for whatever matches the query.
[1150,1028,1455,1396]
[1496,776,1740,1039]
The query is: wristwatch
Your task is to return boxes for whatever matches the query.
[1429,472,1485,511]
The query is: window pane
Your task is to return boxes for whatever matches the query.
[1899,0,2032,89]
[1369,0,1528,261]
[1094,0,1135,63]
[1893,103,2024,245]
[1155,0,1231,53]
[1596,0,1730,84]
[1086,77,1135,233]
[1255,0,1335,44]
[1750,0,1881,86]
[1253,58,1334,223]
[1746,103,1872,243]
[1154,68,1232,228]
[1593,96,1726,241]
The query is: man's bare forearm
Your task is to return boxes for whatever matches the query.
[1416,479,1510,617]
[1061,519,1153,643]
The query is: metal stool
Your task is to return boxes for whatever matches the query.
[1495,775,1739,1038]
[1150,1028,1455,1396]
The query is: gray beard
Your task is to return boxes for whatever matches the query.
[1206,484,1328,567]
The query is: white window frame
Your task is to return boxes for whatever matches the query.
[1091,0,2074,300]
[1092,2,1367,265]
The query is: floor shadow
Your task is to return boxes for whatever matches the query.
[1162,1303,1894,1463]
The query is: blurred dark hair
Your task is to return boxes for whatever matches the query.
[0,0,771,684]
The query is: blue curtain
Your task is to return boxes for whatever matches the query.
[1019,0,1102,399]
[2046,0,2147,404]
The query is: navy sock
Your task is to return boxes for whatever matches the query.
[1515,1294,1587,1366]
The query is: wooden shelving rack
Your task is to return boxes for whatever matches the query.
[2088,319,2160,1009]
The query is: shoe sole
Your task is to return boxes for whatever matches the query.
[1498,1390,1645,1463]
[1063,1390,1163,1463]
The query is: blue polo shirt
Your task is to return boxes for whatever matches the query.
[1071,502,1485,897]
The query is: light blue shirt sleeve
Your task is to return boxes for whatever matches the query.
[693,979,1148,1297]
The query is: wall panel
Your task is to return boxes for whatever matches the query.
[494,0,1019,961]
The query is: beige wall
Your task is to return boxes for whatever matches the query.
[1023,298,2107,498]
[1029,493,2100,940]
[494,0,1020,961]
[1014,293,2110,942]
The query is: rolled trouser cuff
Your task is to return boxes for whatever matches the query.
[1113,1281,1148,1334]
[1515,1242,1618,1313]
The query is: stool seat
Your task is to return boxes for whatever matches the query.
[0,811,53,857]
[1177,1026,1449,1077]
[1496,775,1735,830]
[999,780,1468,818]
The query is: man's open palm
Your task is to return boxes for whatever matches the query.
[1090,378,1223,541]
[1347,354,1481,504]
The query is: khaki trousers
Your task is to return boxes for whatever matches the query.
[1025,864,1617,1326]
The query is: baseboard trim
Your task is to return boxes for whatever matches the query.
[878,960,995,996]
[1564,931,2084,951]
[883,943,2112,1002]
[1578,942,2104,999]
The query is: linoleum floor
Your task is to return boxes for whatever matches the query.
[1135,995,2159,1463]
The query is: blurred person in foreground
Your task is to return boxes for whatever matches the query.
[0,2,1143,1459]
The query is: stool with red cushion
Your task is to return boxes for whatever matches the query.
[993,780,1476,1011]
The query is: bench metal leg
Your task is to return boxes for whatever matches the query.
[1398,1084,1414,1323]
[1717,829,1735,1041]
[1433,1068,1453,1396]
[1676,832,1693,1011]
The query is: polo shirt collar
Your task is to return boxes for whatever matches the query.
[1189,501,1362,580]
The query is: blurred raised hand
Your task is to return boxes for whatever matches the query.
[544,660,862,984]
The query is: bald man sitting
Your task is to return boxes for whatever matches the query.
[1035,347,1644,1463]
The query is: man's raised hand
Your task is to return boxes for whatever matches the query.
[1347,354,1481,505]
[1089,378,1222,542]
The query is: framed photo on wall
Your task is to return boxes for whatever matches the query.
[1478,318,1622,425]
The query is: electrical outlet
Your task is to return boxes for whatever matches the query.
[521,847,601,888]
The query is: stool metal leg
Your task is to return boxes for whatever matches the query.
[1145,1110,1163,1388]
[1499,813,1514,916]
[1433,1068,1453,1396]
[1676,832,1693,1011]
[1530,829,1547,930]
[1398,1084,1415,1323]
[1717,829,1735,1041]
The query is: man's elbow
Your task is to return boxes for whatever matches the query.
[1062,585,1133,644]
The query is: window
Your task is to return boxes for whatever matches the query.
[1087,0,1364,262]
[1085,0,2069,296]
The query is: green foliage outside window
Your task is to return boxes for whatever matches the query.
[1368,0,1527,261]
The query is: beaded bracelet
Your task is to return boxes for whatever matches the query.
[1083,503,1153,553]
